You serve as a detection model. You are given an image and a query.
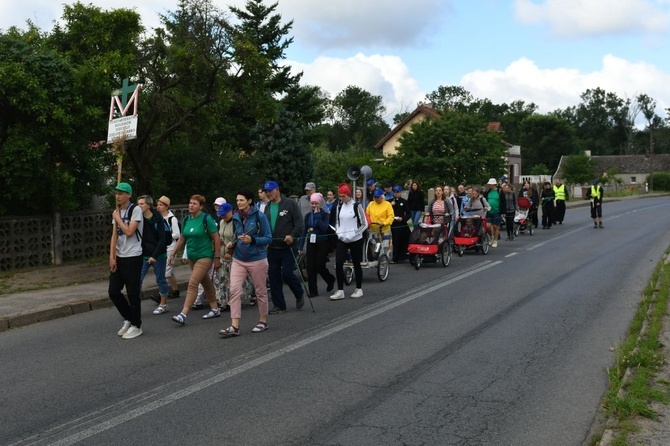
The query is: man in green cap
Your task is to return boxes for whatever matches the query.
[109,182,145,339]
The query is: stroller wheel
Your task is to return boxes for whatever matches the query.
[414,255,423,270]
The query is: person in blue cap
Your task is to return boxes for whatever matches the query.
[366,178,376,204]
[390,185,411,263]
[262,180,305,313]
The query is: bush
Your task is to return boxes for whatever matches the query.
[647,173,670,191]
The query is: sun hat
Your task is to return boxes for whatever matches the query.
[114,182,132,195]
[157,196,171,207]
[487,178,497,185]
[263,180,279,191]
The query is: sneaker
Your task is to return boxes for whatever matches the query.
[351,288,364,298]
[296,295,305,310]
[251,321,269,333]
[172,313,187,325]
[202,308,221,319]
[168,289,180,299]
[330,290,345,300]
[122,325,143,339]
[152,305,168,315]
[594,224,598,229]
[117,320,131,337]
[491,240,498,248]
[219,325,240,337]
[149,293,161,304]
[268,306,286,314]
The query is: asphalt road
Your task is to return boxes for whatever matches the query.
[2,197,669,446]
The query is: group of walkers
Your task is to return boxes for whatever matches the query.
[108,175,604,340]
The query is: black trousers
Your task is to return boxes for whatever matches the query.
[391,223,410,262]
[504,212,515,236]
[542,203,554,228]
[108,255,143,327]
[335,238,364,289]
[305,241,335,295]
[554,200,566,222]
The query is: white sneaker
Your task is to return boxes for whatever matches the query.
[117,320,131,337]
[329,290,345,300]
[492,240,498,248]
[351,288,364,298]
[122,325,143,339]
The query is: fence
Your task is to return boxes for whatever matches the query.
[0,206,189,272]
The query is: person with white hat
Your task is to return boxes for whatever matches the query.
[482,178,502,248]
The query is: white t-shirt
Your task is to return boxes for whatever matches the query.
[114,204,143,257]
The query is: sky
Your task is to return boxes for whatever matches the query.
[2,0,670,124]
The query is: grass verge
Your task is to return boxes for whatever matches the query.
[595,251,670,444]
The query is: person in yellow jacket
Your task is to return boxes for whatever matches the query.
[552,178,569,224]
[366,188,395,256]
[586,180,604,228]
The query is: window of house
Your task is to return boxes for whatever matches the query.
[631,176,637,183]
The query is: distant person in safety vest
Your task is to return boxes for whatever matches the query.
[552,178,569,224]
[586,180,604,229]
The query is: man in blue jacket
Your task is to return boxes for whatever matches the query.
[263,181,305,313]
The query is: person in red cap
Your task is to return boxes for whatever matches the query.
[329,183,368,300]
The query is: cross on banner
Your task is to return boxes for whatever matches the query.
[111,78,137,109]
[107,78,140,144]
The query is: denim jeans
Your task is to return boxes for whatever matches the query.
[140,256,169,296]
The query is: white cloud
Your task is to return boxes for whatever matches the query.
[266,0,452,50]
[514,0,669,36]
[461,55,670,116]
[286,53,425,119]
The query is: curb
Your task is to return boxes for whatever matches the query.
[0,285,177,333]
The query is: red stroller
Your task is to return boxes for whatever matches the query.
[453,216,489,256]
[407,217,452,270]
[514,196,534,236]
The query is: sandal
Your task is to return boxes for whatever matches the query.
[152,305,168,315]
[219,325,240,337]
[202,308,221,319]
[172,313,186,325]
[251,321,268,333]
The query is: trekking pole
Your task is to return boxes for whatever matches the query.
[291,245,315,313]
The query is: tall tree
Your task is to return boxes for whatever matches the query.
[388,111,507,187]
[329,85,389,151]
[425,85,473,113]
[518,114,580,173]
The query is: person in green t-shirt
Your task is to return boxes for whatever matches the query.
[168,194,222,325]
[482,178,502,248]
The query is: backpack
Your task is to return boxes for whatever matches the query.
[159,214,172,247]
[120,203,140,241]
[182,212,212,234]
[168,215,181,233]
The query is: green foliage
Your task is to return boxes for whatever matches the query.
[562,153,595,184]
[311,146,391,193]
[329,85,390,151]
[251,107,313,196]
[647,173,670,191]
[529,164,550,175]
[387,111,507,187]
[519,114,580,172]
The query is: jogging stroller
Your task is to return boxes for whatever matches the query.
[514,196,534,236]
[453,216,489,256]
[407,218,451,270]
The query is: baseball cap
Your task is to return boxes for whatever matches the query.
[487,178,497,185]
[304,182,316,191]
[263,180,279,191]
[114,182,132,195]
[214,197,226,206]
[217,202,233,216]
[393,185,402,193]
[373,188,384,198]
[157,195,171,207]
[367,179,375,186]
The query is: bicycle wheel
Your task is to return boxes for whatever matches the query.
[377,254,390,281]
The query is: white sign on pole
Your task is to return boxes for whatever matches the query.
[106,115,138,143]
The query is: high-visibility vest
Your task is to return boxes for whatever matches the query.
[590,185,602,202]
[553,184,566,201]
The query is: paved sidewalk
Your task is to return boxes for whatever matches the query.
[0,261,192,332]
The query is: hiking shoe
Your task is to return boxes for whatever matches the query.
[149,293,161,304]
[152,305,168,315]
[269,306,286,314]
[172,313,187,325]
[219,325,240,337]
[251,321,269,333]
[117,320,131,337]
[296,295,305,310]
[330,290,345,300]
[168,289,180,299]
[202,308,221,319]
[122,326,143,339]
[351,288,364,298]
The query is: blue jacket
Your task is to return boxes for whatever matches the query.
[231,207,272,262]
[301,210,331,249]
